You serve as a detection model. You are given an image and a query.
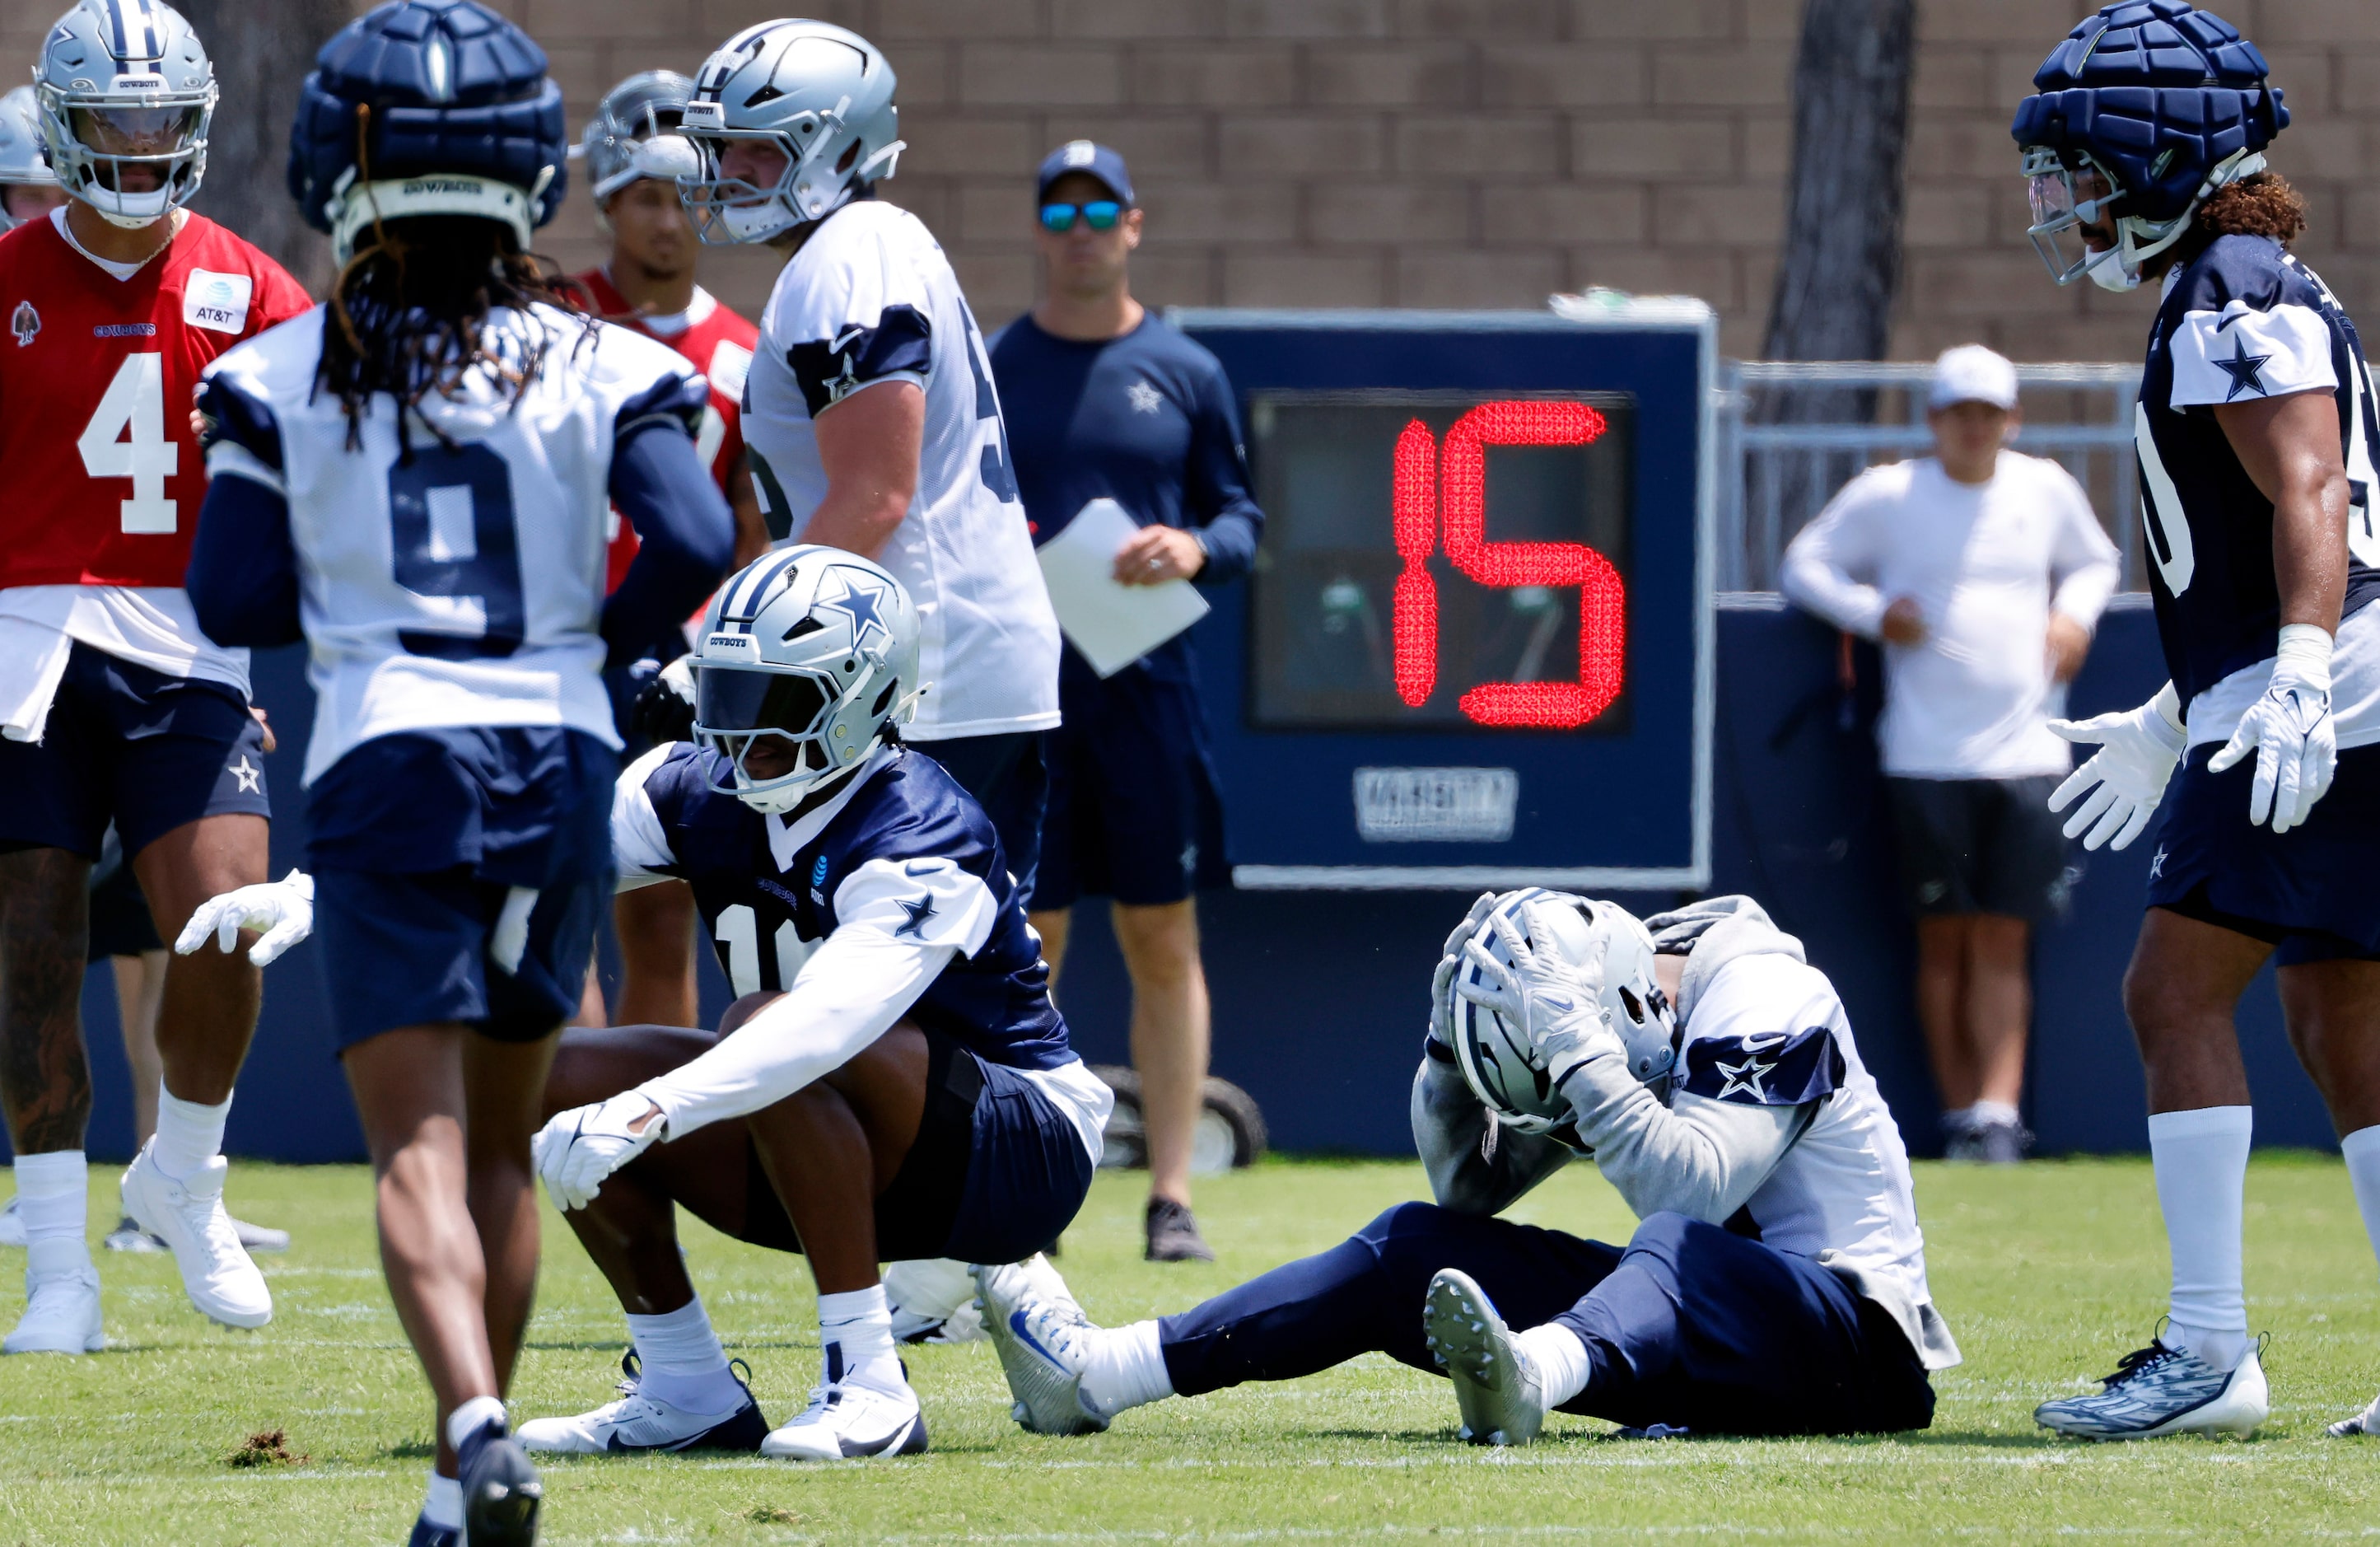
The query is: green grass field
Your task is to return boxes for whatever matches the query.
[2,1155,2379,1545]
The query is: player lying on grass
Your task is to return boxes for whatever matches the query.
[517,547,1110,1462]
[978,890,1960,1443]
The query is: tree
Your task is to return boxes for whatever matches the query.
[182,0,350,290]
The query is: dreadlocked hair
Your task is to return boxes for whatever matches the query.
[2152,172,2310,279]
[313,215,594,457]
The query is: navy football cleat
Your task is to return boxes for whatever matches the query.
[456,1418,543,1545]
[405,1513,458,1547]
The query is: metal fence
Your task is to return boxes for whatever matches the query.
[1715,360,2144,593]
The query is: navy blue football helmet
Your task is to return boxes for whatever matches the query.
[2010,2,2288,291]
[287,0,566,262]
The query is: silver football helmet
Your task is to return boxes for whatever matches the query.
[678,20,903,245]
[577,69,698,206]
[35,0,216,230]
[691,544,926,814]
[1448,890,1676,1137]
[0,87,60,234]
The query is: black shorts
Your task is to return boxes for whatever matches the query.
[86,842,163,961]
[734,1026,1093,1265]
[1032,670,1229,911]
[1885,774,2070,923]
[0,642,268,861]
[2147,744,2380,965]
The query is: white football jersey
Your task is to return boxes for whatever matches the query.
[202,302,702,784]
[742,199,1060,741]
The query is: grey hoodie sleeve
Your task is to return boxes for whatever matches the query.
[1570,1077,1808,1223]
[1411,1046,1573,1216]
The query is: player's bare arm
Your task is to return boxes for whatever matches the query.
[2214,390,2350,633]
[801,380,922,559]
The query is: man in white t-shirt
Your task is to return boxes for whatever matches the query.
[1781,345,2121,1162]
[675,20,1062,893]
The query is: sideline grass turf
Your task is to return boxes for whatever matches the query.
[0,1153,2377,1544]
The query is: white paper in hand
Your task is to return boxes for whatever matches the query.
[1034,498,1211,677]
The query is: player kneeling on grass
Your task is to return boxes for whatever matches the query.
[979,891,1960,1443]
[520,547,1111,1463]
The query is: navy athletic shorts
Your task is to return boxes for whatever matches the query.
[1033,669,1229,911]
[0,642,268,862]
[734,1026,1094,1264]
[2147,742,2380,964]
[911,731,1049,903]
[307,727,617,1049]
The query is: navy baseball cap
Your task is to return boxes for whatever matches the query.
[1035,139,1135,208]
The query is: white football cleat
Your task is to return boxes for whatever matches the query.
[119,1143,271,1330]
[2,1264,103,1355]
[759,1353,927,1461]
[1424,1269,1547,1446]
[518,1352,769,1454]
[974,1257,1108,1436]
[0,1197,24,1249]
[2034,1338,2267,1439]
[2327,1391,2380,1437]
[886,1258,986,1344]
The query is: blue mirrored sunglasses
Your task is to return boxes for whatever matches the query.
[1039,199,1122,232]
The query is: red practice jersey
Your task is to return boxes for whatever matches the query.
[0,212,312,591]
[573,268,758,594]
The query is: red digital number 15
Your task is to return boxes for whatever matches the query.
[1391,400,1626,729]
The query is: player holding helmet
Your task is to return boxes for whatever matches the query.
[978,891,1957,1444]
[180,2,734,1541]
[673,19,1062,892]
[2015,3,2380,1440]
[0,0,311,1354]
[515,547,1107,1464]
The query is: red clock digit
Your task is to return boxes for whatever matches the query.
[1388,401,1627,729]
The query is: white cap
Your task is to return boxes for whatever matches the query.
[1929,344,2018,411]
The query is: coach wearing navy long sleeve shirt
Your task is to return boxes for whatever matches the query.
[991,141,1263,1264]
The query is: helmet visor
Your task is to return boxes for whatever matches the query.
[693,663,833,737]
[69,104,203,158]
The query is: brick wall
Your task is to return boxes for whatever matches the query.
[0,0,2373,362]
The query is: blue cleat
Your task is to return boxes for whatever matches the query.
[2035,1338,2266,1440]
[456,1418,543,1545]
[404,1512,458,1547]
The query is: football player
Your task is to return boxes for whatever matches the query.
[674,19,1062,900]
[0,0,311,1353]
[2014,4,2380,1439]
[570,68,768,1032]
[977,891,1958,1443]
[513,548,1108,1463]
[179,3,733,1543]
[0,86,66,231]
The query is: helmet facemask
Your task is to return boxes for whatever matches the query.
[2022,143,2265,292]
[693,658,861,815]
[677,103,901,246]
[41,86,212,229]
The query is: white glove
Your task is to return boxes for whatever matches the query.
[1427,892,1498,1051]
[2209,624,2337,834]
[533,1090,666,1212]
[2046,683,2186,851]
[1455,904,1617,1089]
[173,868,315,966]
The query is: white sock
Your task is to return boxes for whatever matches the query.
[2149,1105,2252,1371]
[1970,1100,2021,1129]
[152,1086,231,1182]
[626,1296,742,1415]
[2340,1125,2380,1278]
[1079,1320,1173,1419]
[817,1284,901,1390]
[445,1394,506,1453]
[421,1470,463,1531]
[16,1151,88,1274]
[1514,1323,1594,1409]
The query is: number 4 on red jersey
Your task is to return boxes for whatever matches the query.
[0,212,312,593]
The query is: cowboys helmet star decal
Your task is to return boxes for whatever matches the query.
[820,570,894,651]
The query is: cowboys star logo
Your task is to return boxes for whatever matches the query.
[10,300,37,348]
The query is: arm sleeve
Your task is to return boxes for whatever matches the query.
[1411,1040,1572,1215]
[2044,465,2122,629]
[2169,299,2338,407]
[602,374,737,667]
[187,372,302,649]
[1778,478,1889,637]
[1182,359,1263,583]
[632,856,998,1138]
[777,222,935,418]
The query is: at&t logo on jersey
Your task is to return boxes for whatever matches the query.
[10,301,35,348]
[182,269,254,335]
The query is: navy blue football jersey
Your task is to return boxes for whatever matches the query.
[2138,234,2380,703]
[614,741,1071,1072]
